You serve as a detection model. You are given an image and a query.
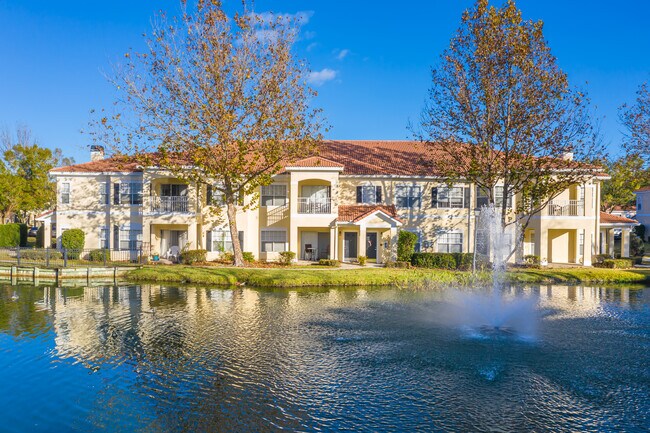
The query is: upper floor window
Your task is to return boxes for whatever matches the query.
[432,186,469,208]
[476,186,512,209]
[261,184,287,206]
[261,230,286,253]
[207,184,242,206]
[438,232,463,253]
[114,182,143,205]
[356,185,382,204]
[161,184,187,197]
[395,185,421,209]
[99,182,109,205]
[60,183,70,204]
[494,186,512,208]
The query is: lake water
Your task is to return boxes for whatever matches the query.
[1,283,649,432]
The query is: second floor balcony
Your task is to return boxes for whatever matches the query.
[151,196,190,213]
[298,197,332,214]
[547,199,584,217]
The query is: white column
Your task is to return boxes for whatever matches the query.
[621,228,631,258]
[607,229,615,257]
[390,227,398,261]
[329,226,337,260]
[359,225,367,258]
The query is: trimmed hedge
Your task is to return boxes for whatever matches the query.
[87,249,110,262]
[411,252,477,270]
[278,251,296,266]
[385,261,411,268]
[594,259,634,269]
[180,249,207,265]
[20,249,63,260]
[61,229,85,250]
[318,259,341,267]
[36,225,45,248]
[0,224,22,247]
[397,231,418,262]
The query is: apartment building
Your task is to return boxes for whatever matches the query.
[635,186,650,241]
[49,141,611,265]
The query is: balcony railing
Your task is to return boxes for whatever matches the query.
[297,197,332,214]
[151,196,190,213]
[547,199,584,216]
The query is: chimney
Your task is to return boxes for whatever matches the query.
[90,145,105,162]
[561,151,574,161]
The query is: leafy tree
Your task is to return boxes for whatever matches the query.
[417,0,605,256]
[620,82,650,167]
[91,0,323,266]
[601,154,649,212]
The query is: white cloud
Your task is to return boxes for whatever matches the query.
[307,68,338,86]
[306,42,319,52]
[336,49,350,60]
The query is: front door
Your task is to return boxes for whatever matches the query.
[344,232,358,261]
[366,232,377,260]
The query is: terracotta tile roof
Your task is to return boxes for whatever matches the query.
[600,211,638,225]
[35,210,54,219]
[635,186,650,193]
[338,204,403,224]
[51,157,141,173]
[286,156,344,168]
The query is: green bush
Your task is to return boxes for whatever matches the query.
[20,249,63,261]
[217,252,234,264]
[634,224,646,242]
[36,226,45,248]
[358,255,367,266]
[520,255,541,269]
[592,254,609,264]
[87,249,110,262]
[397,231,418,262]
[242,252,255,263]
[278,251,296,266]
[180,249,207,265]
[19,224,28,247]
[594,259,634,269]
[318,259,341,267]
[0,224,22,247]
[410,252,478,270]
[385,261,411,268]
[630,233,645,257]
[61,229,85,259]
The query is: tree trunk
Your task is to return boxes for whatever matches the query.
[226,201,244,267]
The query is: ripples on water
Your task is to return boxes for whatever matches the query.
[0,284,649,432]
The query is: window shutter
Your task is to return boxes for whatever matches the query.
[376,186,382,203]
[464,187,471,208]
[113,183,120,205]
[206,231,212,252]
[431,187,438,208]
[238,231,244,249]
[206,185,212,205]
[113,225,119,251]
[356,186,362,203]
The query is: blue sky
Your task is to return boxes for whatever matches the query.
[1,0,649,163]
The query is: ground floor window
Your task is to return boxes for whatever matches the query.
[261,230,286,252]
[210,230,233,253]
[579,231,585,257]
[437,232,463,253]
[99,227,109,249]
[119,228,142,250]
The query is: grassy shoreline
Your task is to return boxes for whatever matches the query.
[126,265,650,288]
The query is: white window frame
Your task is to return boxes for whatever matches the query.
[119,227,142,251]
[395,185,421,209]
[260,184,287,207]
[60,182,70,204]
[436,186,465,209]
[261,229,287,253]
[359,184,381,204]
[99,227,109,249]
[437,231,463,253]
[211,229,234,253]
[99,182,109,205]
[119,182,143,205]
[494,186,512,208]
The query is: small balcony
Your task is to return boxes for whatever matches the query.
[151,196,190,213]
[547,199,584,216]
[297,197,332,214]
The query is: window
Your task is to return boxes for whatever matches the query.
[61,183,70,204]
[433,187,468,208]
[579,231,585,257]
[114,182,143,205]
[395,186,421,209]
[210,230,233,252]
[356,185,382,204]
[261,184,287,206]
[438,232,463,253]
[495,186,512,208]
[99,227,109,249]
[99,182,109,205]
[207,184,242,206]
[161,184,187,197]
[476,186,512,208]
[476,187,489,208]
[261,230,286,253]
[119,228,142,250]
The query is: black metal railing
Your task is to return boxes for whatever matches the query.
[0,247,145,268]
[151,196,190,213]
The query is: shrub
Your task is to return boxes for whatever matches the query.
[61,229,85,250]
[20,249,63,261]
[19,224,28,247]
[180,249,207,265]
[0,223,22,247]
[592,254,609,264]
[36,226,45,248]
[219,252,234,264]
[520,255,541,269]
[630,233,645,257]
[358,255,367,266]
[634,224,646,243]
[242,252,255,263]
[87,249,110,262]
[318,259,341,267]
[397,231,418,262]
[278,251,296,265]
[594,258,634,269]
[411,252,456,269]
[453,252,475,271]
[385,260,411,268]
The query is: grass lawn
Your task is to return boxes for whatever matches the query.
[126,265,650,288]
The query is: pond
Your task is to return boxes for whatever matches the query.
[0,283,649,432]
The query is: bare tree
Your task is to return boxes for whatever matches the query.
[90,0,323,266]
[416,0,605,253]
[620,82,650,167]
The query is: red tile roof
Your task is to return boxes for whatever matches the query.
[51,157,141,173]
[600,212,638,225]
[338,204,403,224]
[286,156,344,168]
[635,186,650,193]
